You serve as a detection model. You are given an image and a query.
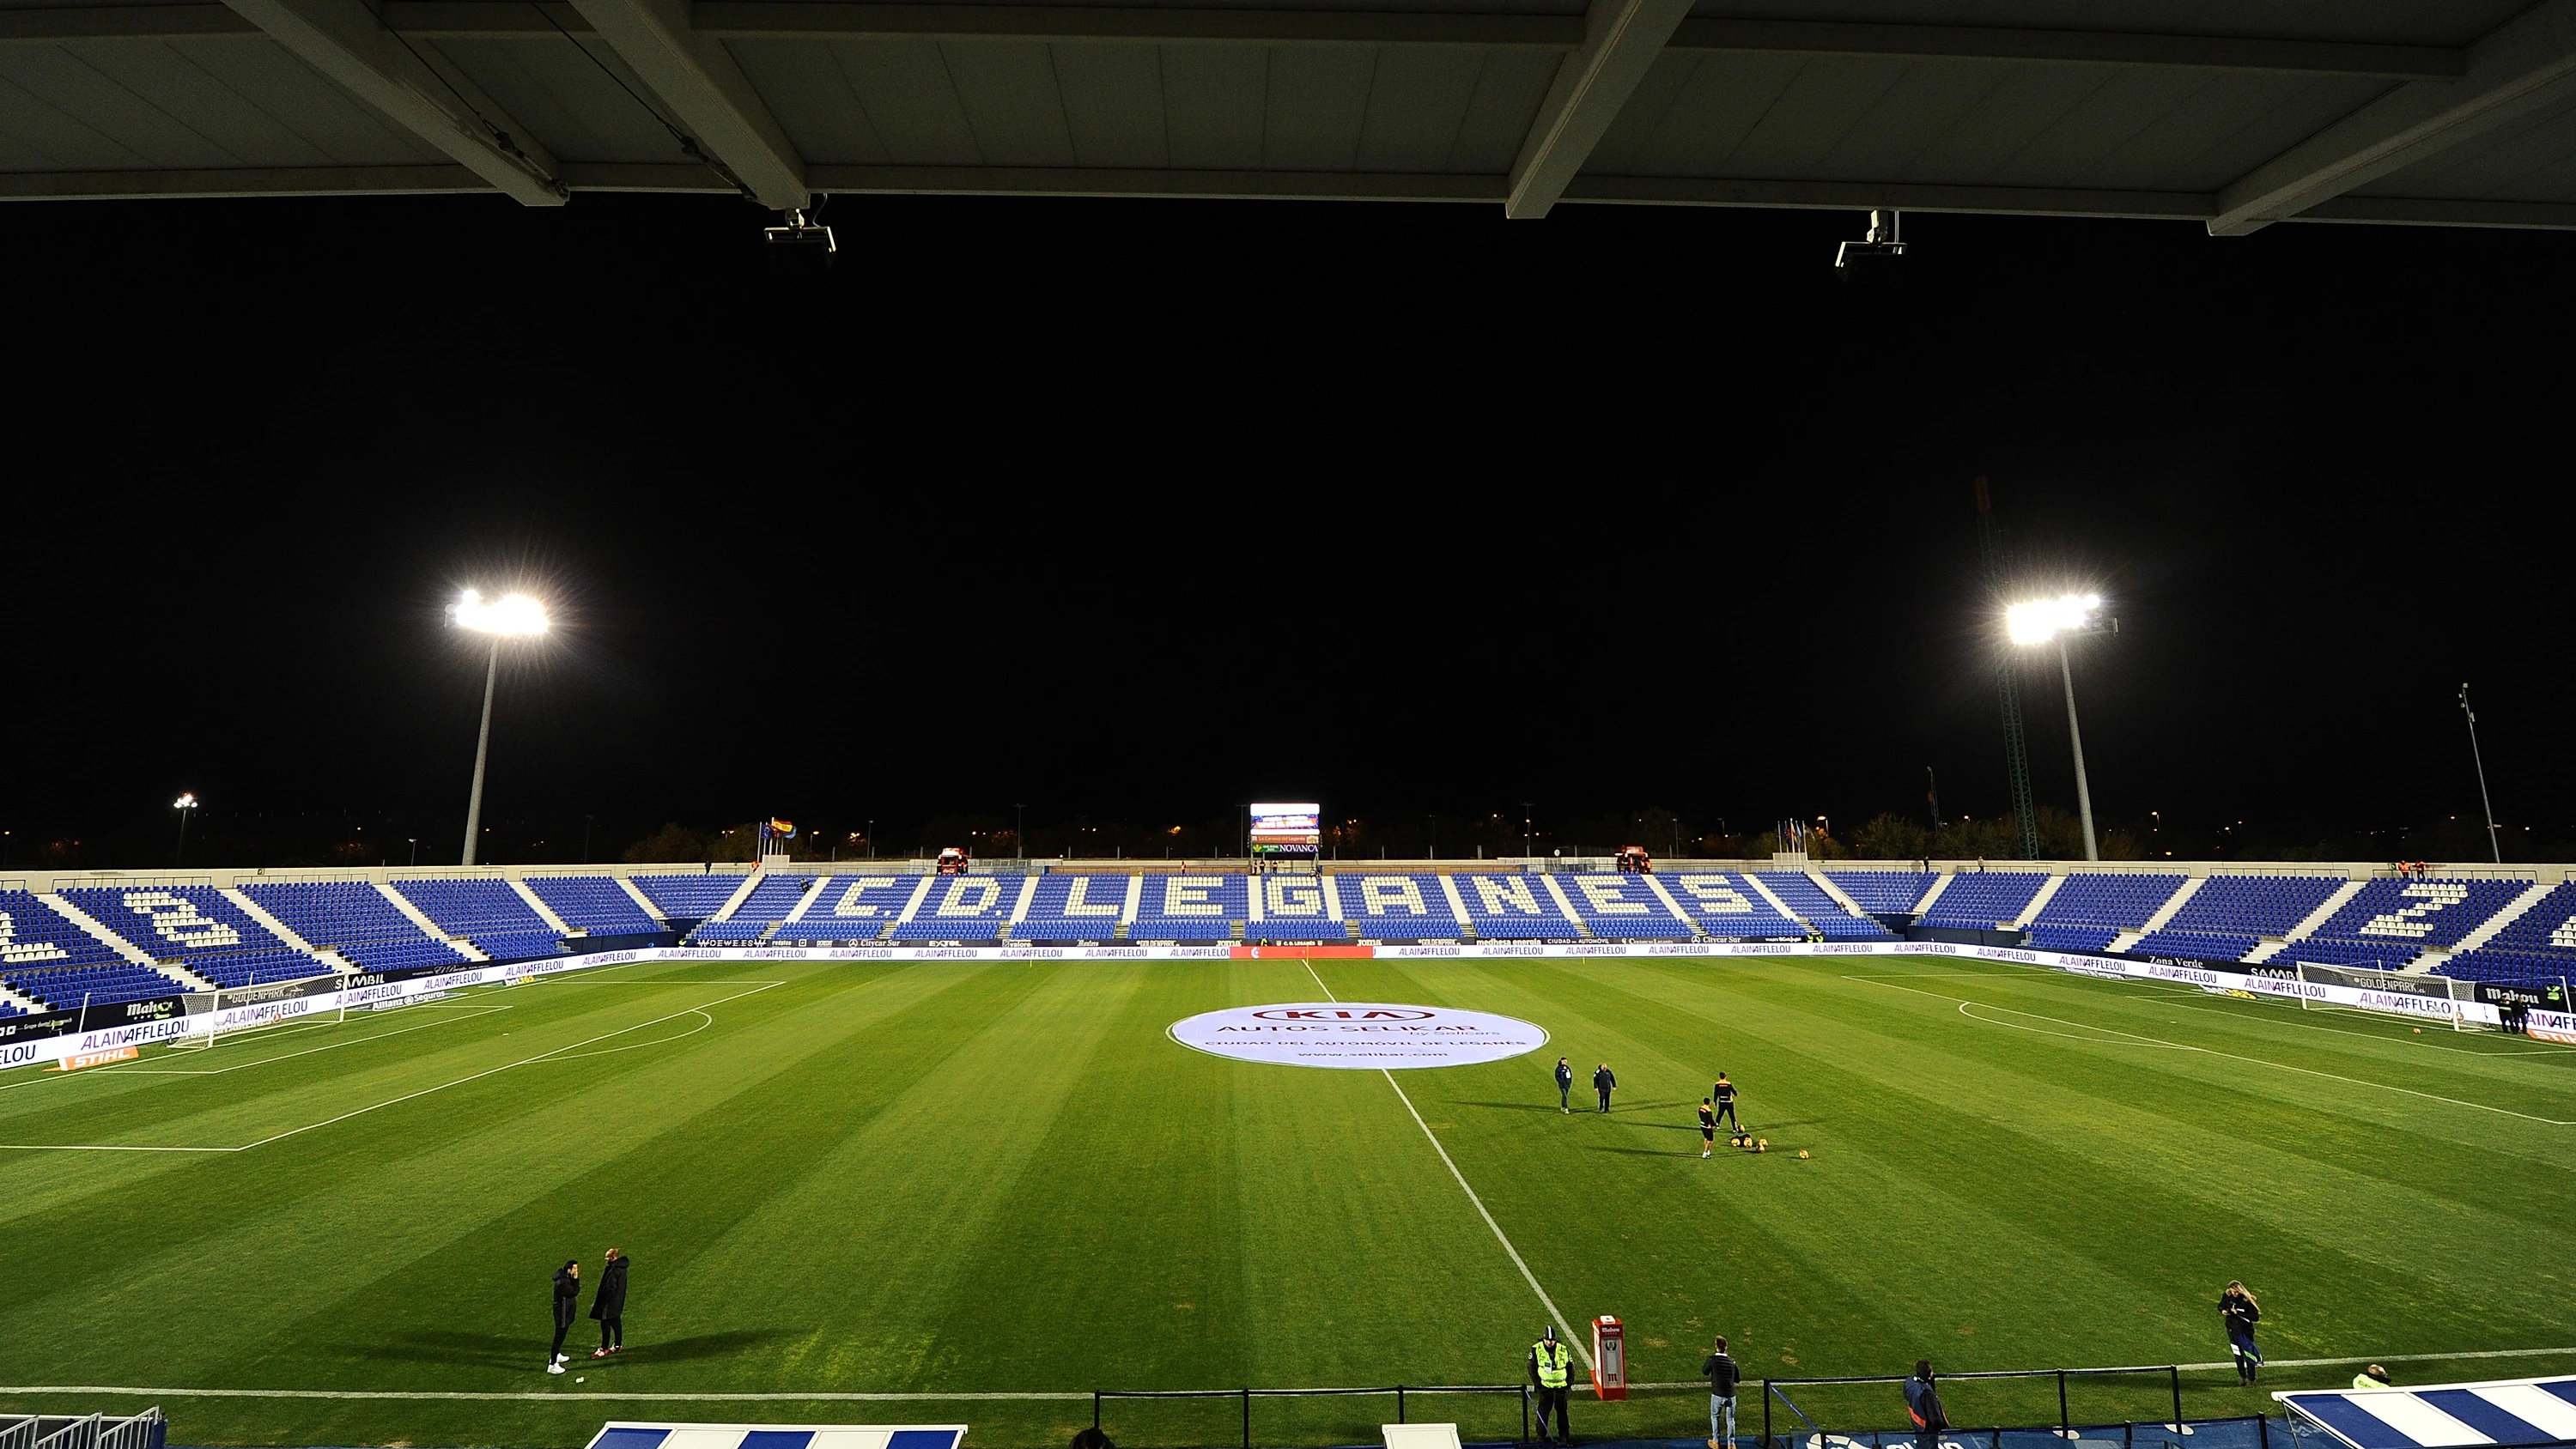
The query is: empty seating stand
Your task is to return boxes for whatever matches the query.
[1009,872,1132,943]
[1753,873,1893,940]
[2279,876,2528,972]
[2125,875,2345,965]
[892,875,1015,943]
[392,878,563,963]
[1128,874,1245,943]
[1,889,189,1009]
[1826,871,1935,916]
[2442,881,2576,989]
[526,875,660,935]
[1553,874,1696,940]
[2022,873,2185,955]
[1449,873,1579,941]
[1661,872,1801,939]
[1249,876,1342,943]
[631,873,752,925]
[1917,872,2051,931]
[1337,876,1461,942]
[780,876,921,944]
[61,885,330,989]
[239,882,473,973]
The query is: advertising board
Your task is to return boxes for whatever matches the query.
[1249,803,1321,858]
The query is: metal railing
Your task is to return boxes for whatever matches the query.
[9,1410,163,1449]
[1091,1384,1531,1448]
[1764,1367,2187,1447]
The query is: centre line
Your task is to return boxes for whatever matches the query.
[1300,958,1592,1367]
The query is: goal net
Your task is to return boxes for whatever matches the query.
[172,972,347,1051]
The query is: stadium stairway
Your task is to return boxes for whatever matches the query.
[2109,875,2204,953]
[0,979,41,1016]
[1909,872,1955,918]
[1806,870,1872,917]
[2011,873,2069,927]
[222,887,329,959]
[1739,874,1803,925]
[2244,879,2367,963]
[24,891,209,997]
[507,879,575,936]
[616,876,669,924]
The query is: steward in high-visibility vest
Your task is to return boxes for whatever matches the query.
[1529,1326,1573,1445]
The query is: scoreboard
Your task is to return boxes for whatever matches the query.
[1249,803,1321,858]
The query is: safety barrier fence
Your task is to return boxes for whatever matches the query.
[1,1410,163,1449]
[1764,1367,2189,1448]
[1091,1385,1533,1448]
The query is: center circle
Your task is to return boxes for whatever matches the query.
[1168,1002,1548,1070]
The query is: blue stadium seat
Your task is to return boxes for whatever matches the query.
[2,890,194,1007]
[392,879,563,962]
[1556,873,1698,940]
[1336,875,1461,941]
[60,885,334,988]
[526,876,660,934]
[1753,873,1895,940]
[2124,874,2346,964]
[2020,873,2186,955]
[239,881,473,973]
[890,875,1015,943]
[1131,874,1247,943]
[1013,872,1138,943]
[1449,872,1581,941]
[1661,873,1801,939]
[1825,871,1936,914]
[778,876,922,944]
[2438,881,2576,989]
[631,873,753,922]
[2280,876,2527,973]
[1917,872,2052,931]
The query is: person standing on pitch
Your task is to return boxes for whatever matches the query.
[1699,1099,1717,1159]
[589,1247,629,1358]
[547,1260,580,1373]
[2221,1281,2263,1385]
[1712,1073,1741,1137]
[1529,1324,1574,1446]
[1904,1361,1947,1449]
[1556,1057,1575,1113]
[1702,1334,1740,1448]
[1594,1062,1615,1113]
[2352,1366,2391,1391]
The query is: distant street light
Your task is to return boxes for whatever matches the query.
[2007,592,2117,863]
[173,792,197,867]
[448,589,550,867]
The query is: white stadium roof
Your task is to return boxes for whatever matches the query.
[4,0,2574,227]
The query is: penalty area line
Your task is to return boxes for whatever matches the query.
[1298,959,1593,1369]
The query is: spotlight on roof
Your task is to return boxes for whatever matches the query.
[1835,208,1904,282]
[449,588,550,638]
[2006,592,2106,646]
[765,205,835,275]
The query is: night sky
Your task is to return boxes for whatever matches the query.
[7,193,2568,865]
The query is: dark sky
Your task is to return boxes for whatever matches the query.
[7,192,2568,862]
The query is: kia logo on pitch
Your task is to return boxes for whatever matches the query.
[1252,1009,1434,1021]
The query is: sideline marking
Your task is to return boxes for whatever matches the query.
[1856,978,2575,1126]
[106,1007,516,1078]
[1301,959,1593,1369]
[21,1347,2576,1404]
[0,984,781,1154]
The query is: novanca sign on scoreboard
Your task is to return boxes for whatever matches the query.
[1250,803,1321,858]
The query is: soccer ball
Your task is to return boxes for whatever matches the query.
[1756,1138,1768,1152]
[1797,1149,1809,1160]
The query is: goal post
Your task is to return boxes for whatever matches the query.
[172,972,349,1051]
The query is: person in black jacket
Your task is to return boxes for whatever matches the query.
[1904,1361,1947,1449]
[589,1247,629,1357]
[547,1260,580,1373]
[1556,1058,1574,1113]
[2221,1282,2263,1384]
[1702,1335,1741,1448]
[1594,1063,1615,1113]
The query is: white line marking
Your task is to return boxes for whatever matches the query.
[107,1007,514,1078]
[1856,978,2575,1126]
[24,1347,2575,1404]
[0,984,781,1155]
[1300,958,1593,1369]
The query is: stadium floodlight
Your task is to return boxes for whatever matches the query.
[2007,593,2116,863]
[447,589,550,867]
[173,791,197,867]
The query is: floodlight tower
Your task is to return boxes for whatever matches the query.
[1975,481,2041,860]
[2007,593,2117,862]
[2459,684,2502,863]
[447,589,550,867]
[173,791,197,867]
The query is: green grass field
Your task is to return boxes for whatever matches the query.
[3,953,2572,1449]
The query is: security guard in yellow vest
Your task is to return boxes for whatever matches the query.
[1529,1324,1573,1445]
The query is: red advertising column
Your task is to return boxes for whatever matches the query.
[1591,1317,1626,1400]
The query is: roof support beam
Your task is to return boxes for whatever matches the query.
[1505,0,1690,217]
[560,0,806,209]
[220,0,565,203]
[1664,18,2459,77]
[2209,0,2576,235]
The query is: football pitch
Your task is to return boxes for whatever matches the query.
[3,953,2572,1449]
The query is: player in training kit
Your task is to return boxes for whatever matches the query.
[1712,1073,1741,1137]
[1699,1099,1717,1158]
